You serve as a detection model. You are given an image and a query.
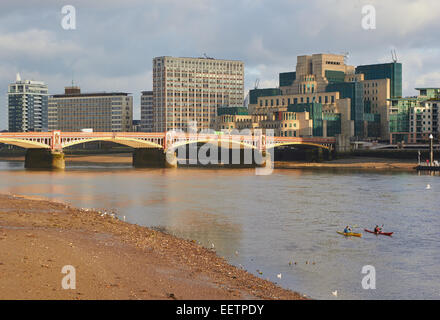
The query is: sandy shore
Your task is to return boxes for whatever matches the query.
[275,157,416,170]
[0,194,304,300]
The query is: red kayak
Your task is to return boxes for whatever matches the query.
[364,229,393,236]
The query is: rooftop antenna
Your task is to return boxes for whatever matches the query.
[254,78,260,89]
[391,50,398,63]
[343,52,349,64]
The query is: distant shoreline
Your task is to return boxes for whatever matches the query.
[0,153,418,171]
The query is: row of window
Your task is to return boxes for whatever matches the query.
[259,95,335,107]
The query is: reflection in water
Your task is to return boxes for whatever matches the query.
[0,161,439,299]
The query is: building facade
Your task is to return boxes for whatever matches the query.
[8,74,48,132]
[390,88,440,144]
[140,90,153,132]
[48,86,133,132]
[246,53,402,141]
[152,56,244,132]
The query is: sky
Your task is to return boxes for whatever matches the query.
[1,0,440,130]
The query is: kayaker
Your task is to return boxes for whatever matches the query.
[344,226,352,233]
[374,225,382,233]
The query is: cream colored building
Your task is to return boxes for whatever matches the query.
[409,100,439,143]
[153,56,244,132]
[249,53,396,140]
[281,54,355,95]
[48,86,133,132]
[361,78,391,139]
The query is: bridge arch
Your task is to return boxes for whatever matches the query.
[61,137,164,149]
[0,138,51,149]
[167,138,258,151]
[269,142,332,150]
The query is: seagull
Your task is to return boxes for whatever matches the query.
[277,273,282,279]
[211,243,215,249]
[332,290,338,297]
[426,184,431,190]
[234,251,239,256]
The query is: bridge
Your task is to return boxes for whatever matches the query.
[0,131,336,169]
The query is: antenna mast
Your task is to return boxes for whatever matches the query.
[391,50,398,63]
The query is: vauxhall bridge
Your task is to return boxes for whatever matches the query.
[0,131,339,169]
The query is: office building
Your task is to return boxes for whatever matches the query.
[152,56,244,132]
[247,53,402,141]
[48,86,133,132]
[140,91,153,132]
[8,74,48,132]
[355,62,402,98]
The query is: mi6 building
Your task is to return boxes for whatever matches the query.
[236,53,402,141]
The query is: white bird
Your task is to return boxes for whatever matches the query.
[211,243,215,249]
[234,251,239,256]
[123,216,126,222]
[332,290,338,297]
[277,273,282,279]
[426,184,431,190]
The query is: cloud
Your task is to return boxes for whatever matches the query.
[1,0,440,130]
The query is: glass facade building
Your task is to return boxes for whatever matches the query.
[288,103,323,137]
[279,72,296,87]
[249,88,282,105]
[326,82,365,137]
[355,62,402,98]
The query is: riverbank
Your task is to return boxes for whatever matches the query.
[0,194,304,300]
[0,154,417,171]
[275,157,416,170]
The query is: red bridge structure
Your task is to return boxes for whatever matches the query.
[0,131,337,169]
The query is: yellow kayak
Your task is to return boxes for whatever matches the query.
[337,231,362,237]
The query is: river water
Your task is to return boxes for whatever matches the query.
[0,160,438,299]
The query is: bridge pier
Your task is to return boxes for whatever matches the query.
[335,134,351,153]
[133,148,177,168]
[256,150,272,168]
[25,149,65,170]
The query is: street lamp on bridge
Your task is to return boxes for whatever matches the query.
[429,134,434,166]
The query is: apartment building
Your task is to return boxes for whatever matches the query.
[389,88,440,144]
[8,74,48,132]
[48,86,133,132]
[152,56,244,132]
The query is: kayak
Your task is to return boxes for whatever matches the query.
[337,231,362,237]
[364,229,393,236]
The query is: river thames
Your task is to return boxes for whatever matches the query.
[0,160,438,299]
